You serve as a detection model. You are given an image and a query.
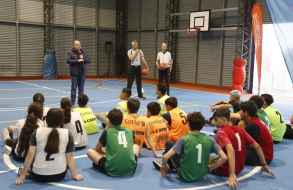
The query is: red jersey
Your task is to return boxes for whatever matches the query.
[249,117,273,161]
[215,125,256,176]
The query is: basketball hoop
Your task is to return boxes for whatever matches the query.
[186,27,200,38]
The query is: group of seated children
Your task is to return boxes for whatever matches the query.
[5,87,289,189]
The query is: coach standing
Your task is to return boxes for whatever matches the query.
[67,40,90,105]
[127,40,147,99]
[156,42,173,95]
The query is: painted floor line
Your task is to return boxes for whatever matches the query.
[0,99,122,112]
[0,95,63,101]
[3,151,261,190]
[15,81,68,94]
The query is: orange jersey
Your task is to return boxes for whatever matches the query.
[122,114,146,146]
[144,115,169,150]
[168,107,189,142]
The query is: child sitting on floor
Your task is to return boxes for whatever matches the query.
[117,88,132,115]
[61,97,88,149]
[3,103,44,162]
[16,108,83,185]
[153,112,227,183]
[73,94,99,135]
[87,109,139,177]
[156,84,169,115]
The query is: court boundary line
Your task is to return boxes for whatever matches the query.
[3,151,261,190]
[15,81,68,94]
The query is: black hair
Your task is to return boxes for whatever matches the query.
[165,97,178,108]
[127,98,140,114]
[78,94,89,107]
[213,108,231,120]
[60,97,72,124]
[107,108,123,126]
[33,93,45,110]
[122,88,132,98]
[187,112,206,131]
[45,108,64,156]
[17,103,43,158]
[261,94,274,106]
[157,84,167,95]
[240,101,258,117]
[249,95,264,109]
[147,102,161,116]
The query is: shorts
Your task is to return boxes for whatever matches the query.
[30,170,67,183]
[246,148,272,166]
[93,156,138,175]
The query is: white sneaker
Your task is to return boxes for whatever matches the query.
[4,145,12,155]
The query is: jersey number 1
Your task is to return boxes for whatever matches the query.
[235,133,242,152]
[75,120,83,134]
[118,131,128,148]
[195,144,202,164]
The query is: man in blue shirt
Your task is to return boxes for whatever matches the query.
[67,40,91,105]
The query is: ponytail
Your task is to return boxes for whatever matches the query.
[45,108,64,156]
[61,97,72,124]
[45,128,60,155]
[17,112,39,157]
[64,106,71,124]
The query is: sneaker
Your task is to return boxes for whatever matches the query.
[152,159,162,171]
[139,96,146,100]
[4,145,12,155]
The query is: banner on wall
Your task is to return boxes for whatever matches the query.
[252,3,264,94]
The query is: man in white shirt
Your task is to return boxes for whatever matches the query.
[156,42,172,95]
[127,40,147,99]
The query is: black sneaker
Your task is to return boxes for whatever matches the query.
[152,159,162,171]
[139,96,146,100]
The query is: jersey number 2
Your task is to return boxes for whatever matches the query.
[118,131,128,148]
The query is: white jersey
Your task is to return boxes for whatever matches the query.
[13,118,45,158]
[156,51,172,68]
[32,127,71,176]
[128,49,144,66]
[43,107,50,119]
[63,112,88,148]
[14,118,45,139]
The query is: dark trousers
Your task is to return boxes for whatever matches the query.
[164,141,180,171]
[158,68,170,95]
[245,147,271,166]
[127,65,143,97]
[71,74,85,105]
[284,124,293,139]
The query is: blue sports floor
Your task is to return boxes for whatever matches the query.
[0,79,292,190]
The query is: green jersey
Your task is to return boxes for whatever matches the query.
[104,127,137,176]
[257,109,272,130]
[177,132,215,182]
[264,106,286,142]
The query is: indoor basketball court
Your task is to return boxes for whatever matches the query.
[0,0,292,190]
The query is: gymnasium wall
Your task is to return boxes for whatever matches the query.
[0,0,116,77]
[127,0,242,87]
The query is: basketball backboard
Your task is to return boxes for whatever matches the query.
[190,10,210,32]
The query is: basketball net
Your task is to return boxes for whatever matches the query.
[186,27,200,38]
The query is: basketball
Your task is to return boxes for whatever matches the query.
[141,64,150,76]
[159,63,169,70]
